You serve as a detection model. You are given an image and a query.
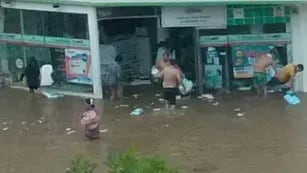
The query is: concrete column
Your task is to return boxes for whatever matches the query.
[88,7,103,98]
[299,6,307,92]
[292,5,307,92]
[291,10,303,91]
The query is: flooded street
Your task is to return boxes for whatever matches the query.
[1,88,307,173]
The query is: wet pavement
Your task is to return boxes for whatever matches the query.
[1,88,307,173]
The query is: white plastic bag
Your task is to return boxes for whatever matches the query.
[179,78,193,95]
[151,66,160,78]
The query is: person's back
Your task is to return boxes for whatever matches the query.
[277,64,296,83]
[255,54,274,72]
[162,65,180,88]
[107,61,121,85]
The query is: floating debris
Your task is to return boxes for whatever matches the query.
[212,102,219,106]
[21,121,27,125]
[268,90,275,93]
[65,128,72,132]
[99,129,109,133]
[150,102,155,105]
[155,93,161,97]
[163,124,169,128]
[181,106,188,109]
[198,94,214,100]
[132,94,140,99]
[37,117,47,124]
[153,108,161,112]
[237,113,244,117]
[130,108,144,116]
[2,127,8,131]
[233,108,241,112]
[176,95,181,100]
[119,104,129,108]
[238,86,252,91]
[115,104,129,109]
[158,98,165,102]
[66,130,76,135]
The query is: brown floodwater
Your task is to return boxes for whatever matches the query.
[1,87,307,173]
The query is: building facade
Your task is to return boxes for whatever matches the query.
[0,0,307,98]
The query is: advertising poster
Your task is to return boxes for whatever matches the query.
[65,49,92,85]
[232,45,271,78]
[204,65,222,89]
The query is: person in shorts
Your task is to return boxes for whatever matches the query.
[268,64,304,91]
[107,56,122,100]
[254,49,276,97]
[161,59,182,110]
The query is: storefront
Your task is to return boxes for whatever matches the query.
[196,4,292,93]
[97,7,158,86]
[160,6,228,93]
[199,35,229,92]
[1,0,307,98]
[0,1,102,98]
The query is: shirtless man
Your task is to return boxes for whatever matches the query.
[254,52,275,97]
[161,59,182,110]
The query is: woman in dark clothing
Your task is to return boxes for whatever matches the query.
[20,58,40,92]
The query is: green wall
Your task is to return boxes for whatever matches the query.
[227,5,291,25]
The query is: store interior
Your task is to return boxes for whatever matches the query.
[99,17,157,86]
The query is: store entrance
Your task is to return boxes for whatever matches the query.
[99,17,157,87]
[168,27,196,81]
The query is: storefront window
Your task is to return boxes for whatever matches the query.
[23,10,44,35]
[0,8,92,94]
[2,9,21,34]
[1,44,93,93]
[44,12,88,39]
[22,10,89,39]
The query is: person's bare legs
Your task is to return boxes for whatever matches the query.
[170,104,175,111]
[165,100,169,110]
[263,85,268,99]
[110,87,117,101]
[117,84,123,100]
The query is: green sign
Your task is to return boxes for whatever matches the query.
[199,35,228,46]
[45,37,73,46]
[0,33,90,48]
[0,33,22,42]
[70,39,90,47]
[228,33,291,43]
[22,35,44,43]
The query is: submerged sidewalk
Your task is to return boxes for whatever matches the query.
[1,88,307,173]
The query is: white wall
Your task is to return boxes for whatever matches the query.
[291,4,307,92]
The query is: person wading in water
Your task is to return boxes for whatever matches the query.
[20,57,40,93]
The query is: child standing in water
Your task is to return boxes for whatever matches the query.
[81,98,100,140]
